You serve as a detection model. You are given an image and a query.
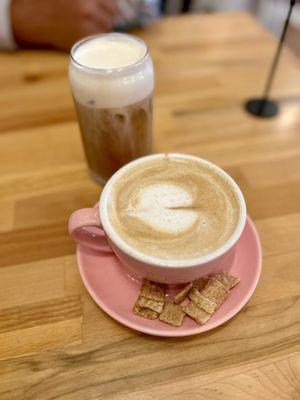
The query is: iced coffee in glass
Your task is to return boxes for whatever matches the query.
[69,33,154,184]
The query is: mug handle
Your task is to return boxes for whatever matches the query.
[68,204,113,252]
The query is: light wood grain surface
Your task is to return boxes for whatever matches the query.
[0,12,300,400]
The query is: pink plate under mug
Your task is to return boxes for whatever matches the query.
[76,215,262,337]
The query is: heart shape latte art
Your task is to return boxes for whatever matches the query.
[125,183,199,235]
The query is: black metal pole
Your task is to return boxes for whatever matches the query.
[182,0,193,13]
[245,0,296,118]
[262,0,295,100]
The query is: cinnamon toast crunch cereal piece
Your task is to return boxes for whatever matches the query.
[213,271,240,290]
[137,296,164,314]
[182,302,211,325]
[140,280,165,302]
[133,303,158,320]
[174,282,193,304]
[159,301,185,327]
[200,278,229,307]
[193,276,209,291]
[188,287,217,314]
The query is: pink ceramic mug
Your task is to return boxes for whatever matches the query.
[69,153,247,284]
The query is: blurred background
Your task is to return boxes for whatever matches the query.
[2,0,299,55]
[163,0,300,57]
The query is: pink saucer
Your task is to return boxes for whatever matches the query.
[77,216,262,337]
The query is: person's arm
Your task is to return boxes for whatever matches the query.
[7,0,118,51]
[0,0,17,50]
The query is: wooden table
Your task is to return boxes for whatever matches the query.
[0,12,300,399]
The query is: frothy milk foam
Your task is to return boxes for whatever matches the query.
[107,155,241,261]
[128,183,199,235]
[69,34,154,108]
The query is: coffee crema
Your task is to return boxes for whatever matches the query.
[108,156,241,261]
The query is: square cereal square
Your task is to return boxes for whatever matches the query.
[188,287,217,314]
[193,276,209,291]
[140,280,165,302]
[159,301,185,327]
[133,303,158,320]
[174,282,193,304]
[213,271,240,290]
[137,296,164,314]
[182,302,211,325]
[200,278,229,307]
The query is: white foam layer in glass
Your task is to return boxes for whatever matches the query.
[69,33,154,108]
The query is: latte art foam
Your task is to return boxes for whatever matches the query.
[108,156,241,260]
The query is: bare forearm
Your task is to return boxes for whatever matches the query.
[10,0,118,50]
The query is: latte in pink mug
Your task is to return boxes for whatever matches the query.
[69,153,246,284]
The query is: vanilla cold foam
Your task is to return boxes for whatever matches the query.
[69,34,154,183]
[70,34,153,108]
[107,155,241,261]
